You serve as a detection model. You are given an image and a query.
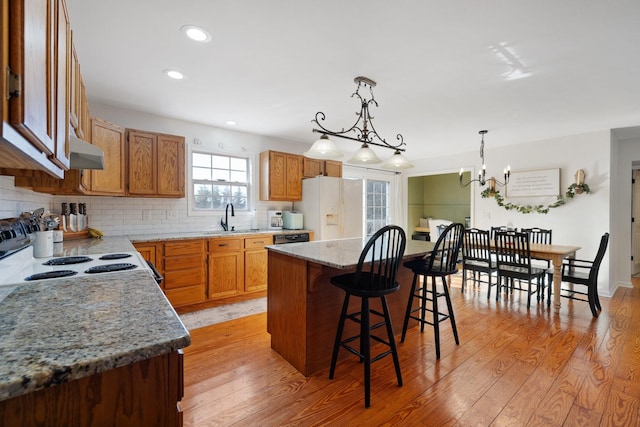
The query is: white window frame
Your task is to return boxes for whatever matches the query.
[187,146,252,217]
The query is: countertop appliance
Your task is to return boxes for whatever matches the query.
[0,217,153,286]
[282,211,303,230]
[296,176,364,240]
[267,210,283,229]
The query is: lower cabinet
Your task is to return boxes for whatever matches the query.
[135,234,273,308]
[0,350,184,427]
[244,236,270,292]
[208,237,243,299]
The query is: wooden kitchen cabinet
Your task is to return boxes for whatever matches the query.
[133,242,157,266]
[162,239,206,307]
[0,350,184,427]
[127,129,185,198]
[0,0,68,179]
[208,237,244,299]
[259,150,303,201]
[244,235,272,292]
[303,157,342,178]
[89,117,126,195]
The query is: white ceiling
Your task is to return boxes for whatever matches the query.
[65,0,640,160]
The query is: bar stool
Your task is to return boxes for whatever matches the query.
[329,225,407,408]
[401,223,464,359]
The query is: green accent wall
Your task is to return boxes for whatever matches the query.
[407,172,471,233]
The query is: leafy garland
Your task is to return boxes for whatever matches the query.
[481,183,590,214]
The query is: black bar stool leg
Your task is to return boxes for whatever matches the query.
[381,296,402,387]
[361,296,371,408]
[441,276,459,345]
[420,275,427,332]
[432,276,440,359]
[401,273,418,343]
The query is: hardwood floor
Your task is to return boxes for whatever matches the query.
[181,275,640,426]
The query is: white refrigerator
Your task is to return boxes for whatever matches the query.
[297,176,364,240]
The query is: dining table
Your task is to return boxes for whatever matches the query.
[521,242,581,313]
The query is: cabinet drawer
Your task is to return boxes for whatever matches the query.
[165,285,205,307]
[209,238,241,252]
[164,255,202,271]
[245,236,271,250]
[164,268,205,289]
[164,240,204,257]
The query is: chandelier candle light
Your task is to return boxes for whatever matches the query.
[305,76,413,170]
[459,130,510,190]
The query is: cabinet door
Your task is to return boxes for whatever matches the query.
[324,160,342,177]
[286,154,303,200]
[208,252,243,299]
[8,0,55,155]
[51,0,70,169]
[245,249,268,292]
[90,117,126,195]
[266,151,287,200]
[157,134,184,197]
[303,157,323,178]
[127,130,157,195]
[133,243,157,266]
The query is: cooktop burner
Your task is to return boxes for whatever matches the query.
[85,263,138,274]
[43,256,93,266]
[98,253,132,260]
[25,270,78,281]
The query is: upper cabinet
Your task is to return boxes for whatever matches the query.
[89,117,125,195]
[0,0,68,178]
[302,157,342,178]
[127,129,185,198]
[259,150,303,201]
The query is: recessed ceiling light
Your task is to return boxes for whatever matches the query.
[181,25,212,43]
[163,69,184,80]
[226,120,237,126]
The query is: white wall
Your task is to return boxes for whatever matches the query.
[404,130,614,296]
[610,128,640,291]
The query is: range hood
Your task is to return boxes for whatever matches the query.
[69,135,105,170]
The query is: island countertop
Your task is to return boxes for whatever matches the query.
[0,237,190,402]
[266,237,435,269]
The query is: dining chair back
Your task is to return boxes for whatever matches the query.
[401,223,465,359]
[491,226,517,240]
[554,232,609,317]
[494,230,547,309]
[522,227,553,267]
[461,228,497,299]
[328,225,407,407]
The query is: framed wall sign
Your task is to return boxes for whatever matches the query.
[505,168,560,198]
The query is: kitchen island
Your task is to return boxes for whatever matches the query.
[0,237,190,426]
[267,237,435,376]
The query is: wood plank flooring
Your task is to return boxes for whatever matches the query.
[181,275,640,426]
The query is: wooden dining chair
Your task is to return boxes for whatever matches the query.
[522,227,553,268]
[401,223,464,359]
[494,231,547,309]
[461,228,498,299]
[549,233,609,316]
[328,225,407,408]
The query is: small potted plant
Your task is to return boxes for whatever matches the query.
[566,182,590,198]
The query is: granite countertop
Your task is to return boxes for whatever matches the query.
[266,237,436,269]
[127,228,311,243]
[0,237,190,402]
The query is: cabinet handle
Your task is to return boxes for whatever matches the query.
[218,244,229,247]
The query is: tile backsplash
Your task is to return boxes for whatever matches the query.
[1,177,293,236]
[0,177,53,218]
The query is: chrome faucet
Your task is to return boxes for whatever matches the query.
[220,203,235,231]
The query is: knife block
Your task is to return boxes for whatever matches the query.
[62,216,90,240]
